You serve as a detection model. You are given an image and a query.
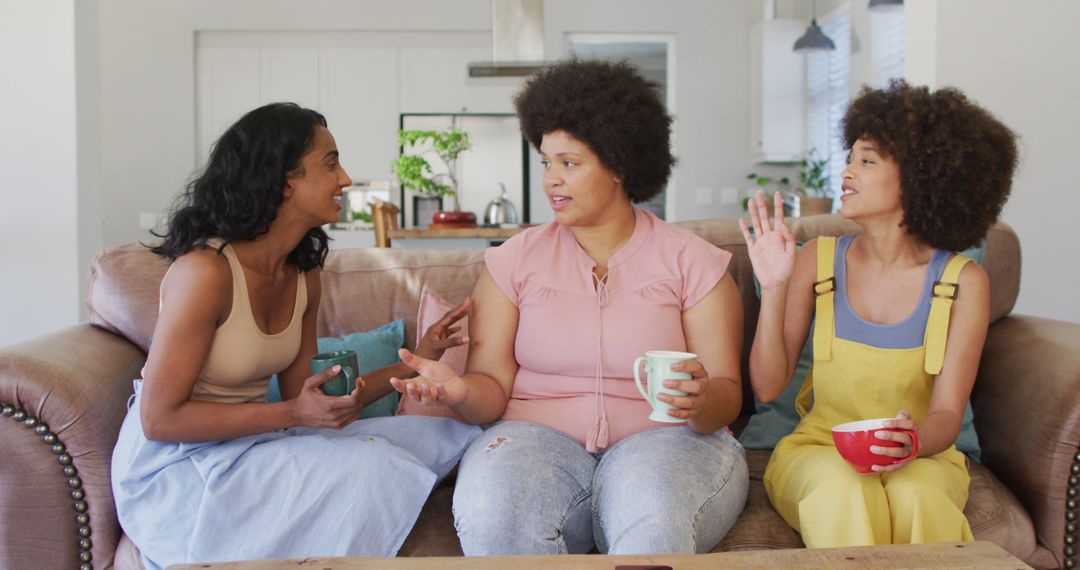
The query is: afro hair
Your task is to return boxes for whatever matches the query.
[841,79,1019,251]
[514,58,675,203]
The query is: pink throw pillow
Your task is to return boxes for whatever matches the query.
[395,288,468,420]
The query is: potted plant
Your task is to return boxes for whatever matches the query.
[795,148,834,216]
[744,172,793,216]
[390,128,476,227]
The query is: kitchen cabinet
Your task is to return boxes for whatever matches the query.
[749,19,806,163]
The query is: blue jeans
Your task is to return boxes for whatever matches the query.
[452,420,748,555]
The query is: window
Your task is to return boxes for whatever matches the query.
[804,9,851,199]
[871,8,906,86]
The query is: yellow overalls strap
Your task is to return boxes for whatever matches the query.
[797,236,837,417]
[813,236,837,362]
[924,254,972,375]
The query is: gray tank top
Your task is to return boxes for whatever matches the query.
[831,234,951,349]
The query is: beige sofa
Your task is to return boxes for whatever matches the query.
[1,216,1077,570]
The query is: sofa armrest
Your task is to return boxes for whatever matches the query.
[972,315,1080,568]
[0,324,145,570]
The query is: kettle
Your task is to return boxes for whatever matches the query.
[483,183,519,226]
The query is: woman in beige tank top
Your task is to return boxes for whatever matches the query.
[111,103,481,569]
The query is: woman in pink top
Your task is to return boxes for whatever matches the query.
[391,59,748,555]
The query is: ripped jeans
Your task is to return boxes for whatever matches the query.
[452,420,748,555]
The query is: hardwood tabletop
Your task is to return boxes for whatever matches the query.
[170,541,1030,570]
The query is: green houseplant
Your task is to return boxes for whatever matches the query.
[743,172,792,215]
[390,128,471,212]
[796,148,834,216]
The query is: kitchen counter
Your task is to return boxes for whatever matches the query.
[387,226,526,249]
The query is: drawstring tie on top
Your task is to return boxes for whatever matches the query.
[586,270,611,453]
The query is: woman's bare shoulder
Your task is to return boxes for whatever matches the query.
[162,247,232,302]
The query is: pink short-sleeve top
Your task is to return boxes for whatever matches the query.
[483,207,733,451]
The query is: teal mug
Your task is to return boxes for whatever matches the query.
[310,350,358,397]
[633,350,697,423]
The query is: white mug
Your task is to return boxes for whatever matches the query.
[633,350,697,423]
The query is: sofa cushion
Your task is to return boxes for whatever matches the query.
[317,249,486,351]
[266,320,406,418]
[86,245,488,354]
[398,478,464,557]
[87,244,171,352]
[711,450,807,551]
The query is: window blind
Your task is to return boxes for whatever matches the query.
[872,9,906,86]
[805,10,851,200]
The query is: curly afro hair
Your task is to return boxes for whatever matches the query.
[841,79,1018,251]
[514,58,675,203]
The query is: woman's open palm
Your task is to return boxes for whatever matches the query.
[738,191,797,290]
[389,348,469,406]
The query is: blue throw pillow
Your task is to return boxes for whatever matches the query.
[266,320,405,419]
[738,240,984,461]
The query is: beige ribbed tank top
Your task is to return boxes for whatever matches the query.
[163,241,307,404]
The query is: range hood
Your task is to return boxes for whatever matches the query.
[468,0,552,77]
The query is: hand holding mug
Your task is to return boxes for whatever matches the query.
[390,348,469,406]
[291,364,365,429]
[634,351,702,423]
[832,411,920,474]
[656,358,710,421]
[868,410,920,473]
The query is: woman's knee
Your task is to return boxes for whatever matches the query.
[594,428,749,553]
[452,421,597,555]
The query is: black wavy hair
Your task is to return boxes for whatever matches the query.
[151,102,330,271]
[841,79,1019,251]
[514,57,675,203]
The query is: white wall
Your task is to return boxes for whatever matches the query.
[927,0,1080,323]
[0,1,94,346]
[97,0,765,248]
[544,0,763,222]
[76,0,104,321]
[3,0,1075,346]
[98,0,493,250]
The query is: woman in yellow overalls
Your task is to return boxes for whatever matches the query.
[738,80,1018,547]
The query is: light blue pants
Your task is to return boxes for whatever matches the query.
[452,420,748,555]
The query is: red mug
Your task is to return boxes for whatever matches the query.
[831,418,919,474]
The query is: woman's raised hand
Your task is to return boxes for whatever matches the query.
[390,348,469,406]
[414,298,470,362]
[738,191,797,290]
[290,365,365,429]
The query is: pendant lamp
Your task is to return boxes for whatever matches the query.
[868,0,904,12]
[793,0,836,54]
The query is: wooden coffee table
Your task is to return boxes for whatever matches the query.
[170,541,1030,569]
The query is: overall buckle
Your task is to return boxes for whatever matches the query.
[813,277,835,297]
[932,280,960,300]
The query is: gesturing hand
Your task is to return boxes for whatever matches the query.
[414,298,471,362]
[389,348,469,407]
[738,191,797,290]
[291,365,365,429]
